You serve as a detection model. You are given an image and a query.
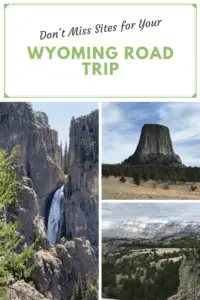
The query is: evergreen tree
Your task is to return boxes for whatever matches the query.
[60,141,63,171]
[125,167,132,178]
[70,273,98,300]
[77,273,84,300]
[134,173,141,186]
[102,163,200,184]
[63,139,68,174]
[71,283,78,300]
[150,171,157,181]
[142,172,149,182]
[120,167,125,178]
[85,273,98,300]
[0,147,37,296]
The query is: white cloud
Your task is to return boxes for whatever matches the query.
[102,203,200,228]
[102,102,123,125]
[157,102,200,143]
[102,220,116,229]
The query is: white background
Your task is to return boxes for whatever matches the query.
[0,1,200,300]
[4,4,196,97]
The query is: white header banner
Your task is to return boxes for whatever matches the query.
[4,3,197,98]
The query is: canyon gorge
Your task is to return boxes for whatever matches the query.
[0,103,99,299]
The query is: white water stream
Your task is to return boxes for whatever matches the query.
[47,185,64,244]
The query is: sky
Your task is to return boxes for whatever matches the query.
[102,102,200,167]
[31,102,98,147]
[102,203,200,229]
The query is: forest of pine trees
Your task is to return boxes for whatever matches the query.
[102,163,200,184]
[103,237,200,300]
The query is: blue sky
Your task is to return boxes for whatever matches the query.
[102,203,200,229]
[102,102,200,167]
[31,102,98,146]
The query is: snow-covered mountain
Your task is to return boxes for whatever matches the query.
[102,219,200,240]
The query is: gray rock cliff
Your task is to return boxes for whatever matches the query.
[64,110,99,247]
[32,237,98,300]
[0,103,64,216]
[124,124,182,165]
[10,280,49,300]
[167,255,200,300]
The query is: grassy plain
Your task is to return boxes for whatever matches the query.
[102,176,200,199]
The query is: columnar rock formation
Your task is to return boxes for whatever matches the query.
[124,124,182,166]
[65,110,99,247]
[0,103,64,216]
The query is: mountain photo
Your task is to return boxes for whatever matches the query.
[102,203,200,300]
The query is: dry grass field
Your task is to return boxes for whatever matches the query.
[102,176,200,200]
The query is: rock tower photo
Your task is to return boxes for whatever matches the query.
[102,102,200,201]
[124,124,182,166]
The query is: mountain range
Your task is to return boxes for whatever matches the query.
[103,219,200,240]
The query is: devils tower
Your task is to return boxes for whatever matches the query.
[124,124,182,166]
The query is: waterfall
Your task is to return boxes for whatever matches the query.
[47,185,64,244]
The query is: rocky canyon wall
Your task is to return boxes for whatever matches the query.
[167,255,200,300]
[33,109,99,299]
[0,103,64,216]
[65,110,99,247]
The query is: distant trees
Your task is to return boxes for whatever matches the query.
[63,140,68,174]
[142,172,149,182]
[60,141,63,170]
[104,255,181,300]
[60,139,69,174]
[102,236,200,300]
[134,173,141,186]
[102,163,200,185]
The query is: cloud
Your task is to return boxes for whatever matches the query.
[102,220,116,229]
[102,102,200,166]
[102,102,123,125]
[102,203,200,228]
[157,102,200,143]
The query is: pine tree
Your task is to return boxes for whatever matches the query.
[71,283,78,300]
[85,273,98,300]
[63,139,68,174]
[70,273,84,300]
[60,141,63,171]
[134,173,141,186]
[142,172,149,182]
[77,273,84,300]
[0,146,37,296]
[70,272,98,300]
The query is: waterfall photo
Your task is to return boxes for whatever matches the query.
[0,102,99,299]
